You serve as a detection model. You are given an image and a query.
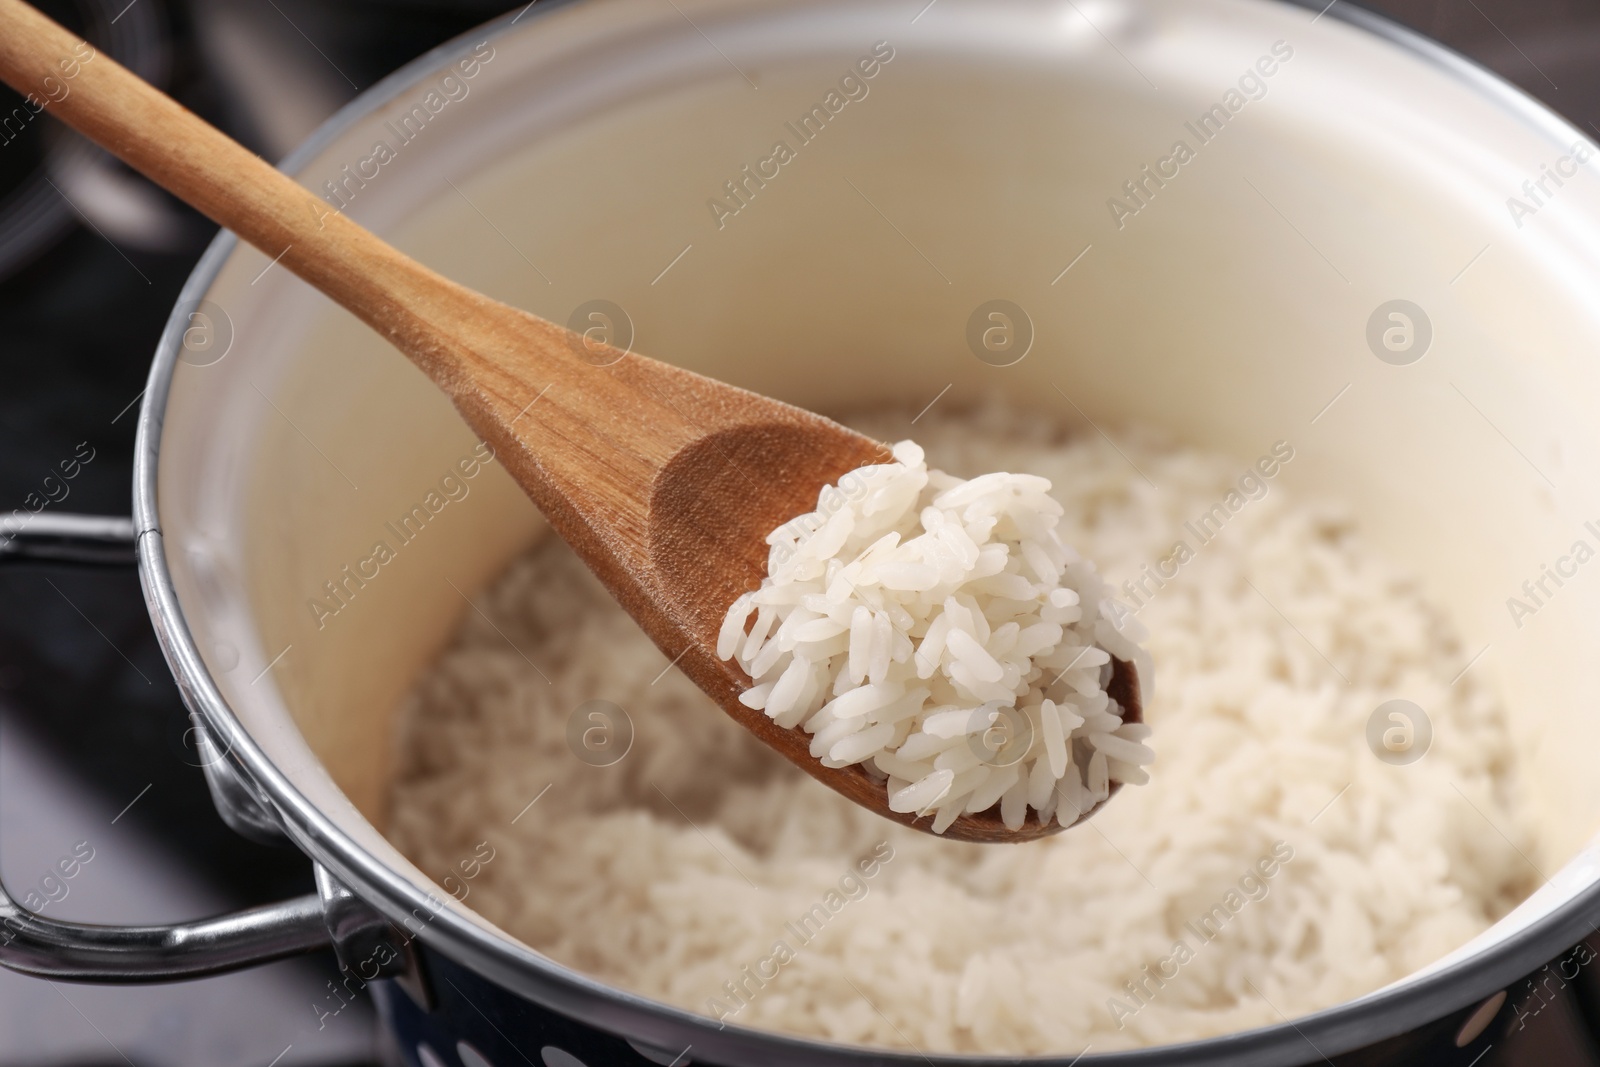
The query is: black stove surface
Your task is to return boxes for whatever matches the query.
[1,1,1599,1064]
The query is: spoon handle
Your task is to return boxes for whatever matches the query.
[0,0,489,389]
[0,0,809,638]
[0,0,699,576]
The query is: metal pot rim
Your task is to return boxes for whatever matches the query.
[132,2,1600,1062]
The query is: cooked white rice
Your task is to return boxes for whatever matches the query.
[387,401,1534,1054]
[719,439,1153,834]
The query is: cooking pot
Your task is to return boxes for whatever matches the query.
[6,0,1600,1063]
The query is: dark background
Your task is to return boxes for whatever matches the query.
[0,0,1596,1063]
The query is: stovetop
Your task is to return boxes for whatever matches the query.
[1,1,1598,1063]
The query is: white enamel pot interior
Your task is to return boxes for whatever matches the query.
[136,0,1600,1062]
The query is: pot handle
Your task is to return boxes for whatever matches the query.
[0,510,338,981]
[0,510,139,565]
[0,890,332,982]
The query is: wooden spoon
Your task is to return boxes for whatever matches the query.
[0,0,1139,842]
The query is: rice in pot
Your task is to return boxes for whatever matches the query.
[386,400,1534,1054]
